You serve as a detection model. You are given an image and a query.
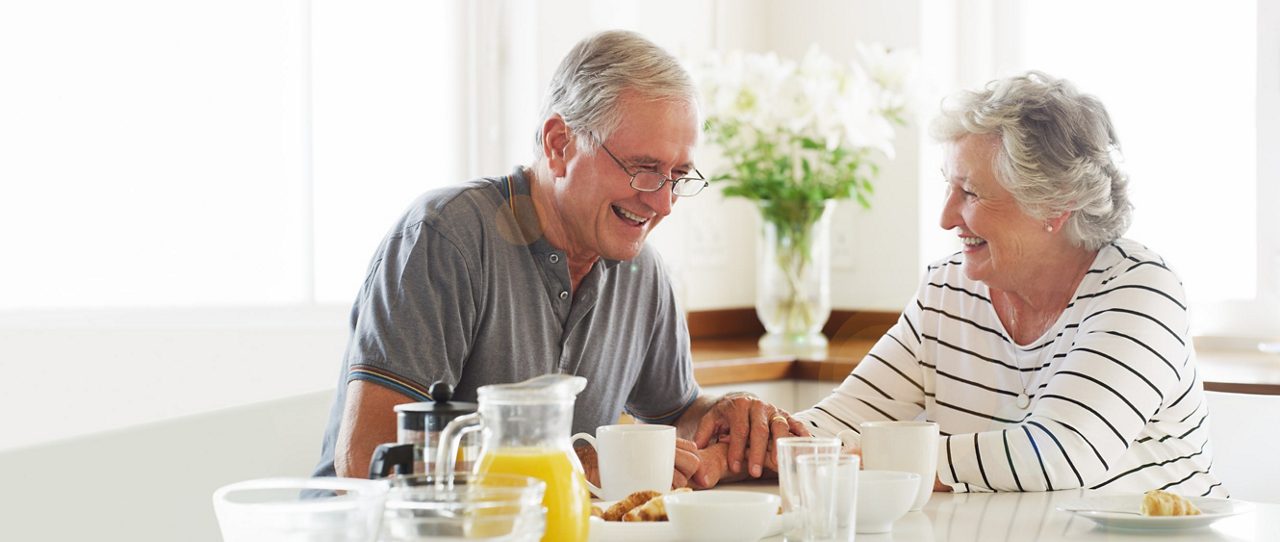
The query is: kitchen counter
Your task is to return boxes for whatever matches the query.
[690,333,1280,395]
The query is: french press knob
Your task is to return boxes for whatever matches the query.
[368,381,479,479]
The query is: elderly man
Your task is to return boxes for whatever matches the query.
[311,30,807,490]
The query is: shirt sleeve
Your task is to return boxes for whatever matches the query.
[794,279,930,440]
[939,259,1193,492]
[344,220,479,400]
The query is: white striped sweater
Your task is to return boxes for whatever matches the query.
[795,239,1225,496]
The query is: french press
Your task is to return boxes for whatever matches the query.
[368,381,479,479]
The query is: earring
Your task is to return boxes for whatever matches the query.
[1045,224,1054,232]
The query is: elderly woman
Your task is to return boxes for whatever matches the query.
[793,71,1224,496]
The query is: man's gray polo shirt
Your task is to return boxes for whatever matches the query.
[312,167,700,477]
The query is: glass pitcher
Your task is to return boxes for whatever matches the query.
[436,374,591,542]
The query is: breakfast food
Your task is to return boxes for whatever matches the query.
[602,490,661,521]
[590,504,604,518]
[602,488,692,522]
[623,491,670,522]
[1141,489,1201,516]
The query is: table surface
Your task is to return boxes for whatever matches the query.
[716,480,1280,542]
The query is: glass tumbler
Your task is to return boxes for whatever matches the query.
[797,454,860,542]
[776,436,842,542]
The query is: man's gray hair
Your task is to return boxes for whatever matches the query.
[537,30,697,155]
[930,71,1132,250]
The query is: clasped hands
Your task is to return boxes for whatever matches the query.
[578,393,809,490]
[679,392,809,489]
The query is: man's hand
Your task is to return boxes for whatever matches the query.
[691,393,810,478]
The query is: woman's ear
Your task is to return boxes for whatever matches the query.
[541,115,573,178]
[1046,211,1071,234]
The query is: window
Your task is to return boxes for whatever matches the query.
[955,0,1275,337]
[0,0,465,310]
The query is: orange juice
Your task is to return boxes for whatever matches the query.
[478,447,590,541]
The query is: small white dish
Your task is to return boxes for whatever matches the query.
[588,492,783,542]
[588,515,678,542]
[856,470,920,533]
[1059,494,1253,530]
[665,490,782,542]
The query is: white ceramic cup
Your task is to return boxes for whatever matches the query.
[570,424,675,501]
[859,421,939,511]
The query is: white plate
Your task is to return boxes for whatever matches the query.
[589,515,680,542]
[1059,494,1253,530]
[588,498,784,542]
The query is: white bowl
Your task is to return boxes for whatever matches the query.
[212,477,389,542]
[664,490,781,542]
[856,470,920,533]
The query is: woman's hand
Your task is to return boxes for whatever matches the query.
[672,438,701,488]
[689,441,732,489]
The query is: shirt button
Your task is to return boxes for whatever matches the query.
[559,291,569,300]
[549,254,560,264]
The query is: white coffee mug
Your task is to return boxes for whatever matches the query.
[570,424,675,501]
[858,421,939,511]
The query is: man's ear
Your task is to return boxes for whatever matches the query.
[542,115,573,177]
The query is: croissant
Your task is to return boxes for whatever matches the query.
[622,488,692,522]
[602,490,661,521]
[1140,489,1201,516]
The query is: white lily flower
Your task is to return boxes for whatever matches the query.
[691,43,915,210]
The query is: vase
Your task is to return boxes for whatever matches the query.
[755,199,835,357]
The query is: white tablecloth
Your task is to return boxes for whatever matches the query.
[719,481,1280,542]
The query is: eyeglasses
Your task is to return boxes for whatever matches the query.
[598,142,708,197]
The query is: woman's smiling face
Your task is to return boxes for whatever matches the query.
[939,134,1051,290]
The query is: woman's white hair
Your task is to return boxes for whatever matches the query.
[930,71,1132,250]
[536,30,698,155]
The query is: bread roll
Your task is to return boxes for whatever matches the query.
[602,490,661,521]
[623,495,666,522]
[622,488,691,522]
[1140,489,1201,516]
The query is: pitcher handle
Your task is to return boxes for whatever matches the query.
[435,412,483,485]
[569,432,604,498]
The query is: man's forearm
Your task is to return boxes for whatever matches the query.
[673,393,718,440]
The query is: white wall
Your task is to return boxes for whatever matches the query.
[0,307,349,450]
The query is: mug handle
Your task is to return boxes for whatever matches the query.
[569,432,604,498]
[368,442,415,479]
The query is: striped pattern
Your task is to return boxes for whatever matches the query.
[796,239,1225,496]
[349,364,431,401]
